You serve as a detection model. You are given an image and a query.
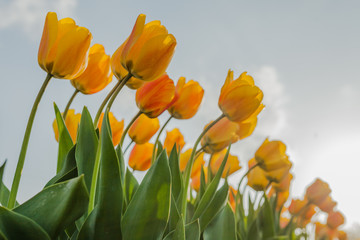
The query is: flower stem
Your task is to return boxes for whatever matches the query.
[8,73,52,209]
[105,73,132,113]
[124,140,134,154]
[63,89,79,119]
[181,114,225,218]
[151,115,173,163]
[119,111,142,147]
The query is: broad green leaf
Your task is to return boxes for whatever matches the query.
[185,219,200,240]
[54,103,74,172]
[45,145,77,187]
[259,194,276,239]
[246,218,260,240]
[166,193,181,234]
[155,141,163,159]
[0,206,50,240]
[186,201,195,223]
[0,231,7,240]
[122,151,171,240]
[124,168,139,206]
[76,107,98,191]
[168,145,182,201]
[163,216,185,240]
[198,166,206,200]
[0,161,12,207]
[203,204,236,240]
[116,145,126,183]
[191,146,230,221]
[13,176,88,239]
[78,111,123,240]
[199,181,229,231]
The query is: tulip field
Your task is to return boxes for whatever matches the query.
[0,12,349,240]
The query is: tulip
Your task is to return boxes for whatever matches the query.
[218,70,263,122]
[297,204,317,228]
[272,172,293,192]
[191,166,207,192]
[210,149,241,178]
[168,77,204,119]
[264,159,292,183]
[136,74,177,118]
[70,44,112,94]
[128,142,154,171]
[128,114,160,144]
[38,12,92,79]
[121,14,177,82]
[53,109,81,143]
[305,178,331,205]
[97,112,124,146]
[318,196,337,213]
[276,191,289,210]
[255,138,290,172]
[338,230,348,240]
[288,198,308,216]
[228,186,237,212]
[247,158,269,191]
[327,211,345,229]
[236,104,264,139]
[179,149,205,177]
[163,128,185,155]
[280,216,290,229]
[201,118,239,154]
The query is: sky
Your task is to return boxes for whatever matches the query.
[0,0,359,232]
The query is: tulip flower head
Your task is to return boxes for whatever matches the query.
[163,128,185,155]
[289,198,308,216]
[129,142,154,171]
[305,178,331,205]
[218,70,263,122]
[52,109,81,143]
[97,112,124,146]
[327,211,345,229]
[255,138,290,172]
[318,196,337,213]
[120,14,177,82]
[128,114,160,144]
[247,158,269,191]
[71,44,112,94]
[38,12,92,79]
[136,74,177,118]
[264,159,292,183]
[272,172,293,192]
[179,149,205,176]
[168,77,204,119]
[210,149,241,178]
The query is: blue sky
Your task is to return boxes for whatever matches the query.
[0,0,359,231]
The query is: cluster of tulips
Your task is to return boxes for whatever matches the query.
[0,12,348,240]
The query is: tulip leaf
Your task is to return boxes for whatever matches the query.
[168,145,182,201]
[45,145,77,187]
[54,103,74,172]
[166,193,181,234]
[163,216,185,240]
[199,181,229,232]
[0,161,11,207]
[0,206,50,240]
[77,111,123,240]
[198,166,207,200]
[191,146,230,221]
[164,219,200,240]
[121,150,171,240]
[125,168,139,206]
[258,194,276,239]
[116,145,126,183]
[76,107,99,191]
[246,218,260,240]
[13,175,88,239]
[203,203,236,240]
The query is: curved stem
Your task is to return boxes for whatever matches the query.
[119,111,142,147]
[151,115,173,163]
[8,73,52,209]
[94,81,122,126]
[195,144,207,155]
[105,73,132,113]
[63,89,79,119]
[181,114,225,218]
[237,162,260,193]
[124,140,134,154]
[88,141,101,214]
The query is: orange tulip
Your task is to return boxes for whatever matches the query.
[128,142,154,171]
[191,166,207,192]
[288,198,308,216]
[38,12,92,79]
[136,74,177,118]
[218,70,263,122]
[305,178,331,205]
[280,216,290,229]
[327,211,345,229]
[121,14,177,82]
[52,109,81,143]
[210,149,241,178]
[168,77,204,119]
[247,158,269,191]
[276,191,290,210]
[97,112,124,146]
[338,230,348,240]
[318,196,337,213]
[272,172,293,192]
[128,114,160,144]
[179,149,205,177]
[163,128,185,155]
[236,104,264,140]
[201,118,239,154]
[255,138,290,172]
[228,186,237,212]
[264,159,292,183]
[297,204,317,228]
[70,44,112,94]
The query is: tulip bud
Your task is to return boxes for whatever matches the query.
[210,149,241,178]
[318,196,337,213]
[128,143,154,171]
[305,178,331,205]
[247,158,269,191]
[327,211,345,229]
[128,114,160,144]
[255,138,290,172]
[163,128,185,155]
[288,198,308,216]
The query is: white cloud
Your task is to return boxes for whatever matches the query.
[0,0,77,37]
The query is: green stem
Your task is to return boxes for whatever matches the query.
[124,140,134,154]
[105,73,132,113]
[151,115,173,163]
[181,114,225,218]
[63,89,79,119]
[88,141,101,214]
[8,73,52,209]
[119,111,142,147]
[237,162,260,193]
[94,80,122,126]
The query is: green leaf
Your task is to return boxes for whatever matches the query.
[121,150,171,240]
[199,181,229,232]
[124,168,139,206]
[0,206,50,240]
[191,146,230,221]
[166,193,181,234]
[185,219,200,240]
[76,107,99,191]
[45,145,77,187]
[116,145,126,184]
[163,216,185,240]
[13,176,88,239]
[246,218,260,240]
[77,111,123,240]
[0,161,12,207]
[54,103,74,172]
[259,194,276,239]
[203,203,236,240]
[198,166,207,200]
[168,145,182,201]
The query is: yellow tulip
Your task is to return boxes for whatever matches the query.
[163,128,185,155]
[247,158,269,191]
[191,166,207,192]
[210,149,241,178]
[218,70,263,122]
[121,14,177,82]
[179,149,205,177]
[255,138,290,172]
[272,172,293,192]
[305,178,331,205]
[128,114,160,144]
[52,109,81,143]
[128,142,154,171]
[318,196,337,213]
[38,12,92,79]
[168,77,204,119]
[264,159,292,183]
[297,204,317,228]
[97,112,124,146]
[288,198,308,216]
